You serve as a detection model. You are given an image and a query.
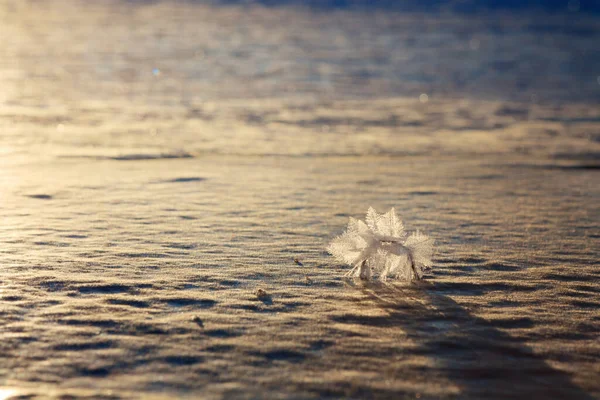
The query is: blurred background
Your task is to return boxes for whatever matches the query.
[1,0,598,108]
[2,0,599,161]
[220,0,600,13]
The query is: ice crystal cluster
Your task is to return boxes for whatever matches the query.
[328,207,434,281]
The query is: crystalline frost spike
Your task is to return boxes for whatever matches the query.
[327,208,434,281]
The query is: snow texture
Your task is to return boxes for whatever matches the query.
[328,208,434,281]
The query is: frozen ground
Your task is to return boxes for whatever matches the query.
[0,1,599,399]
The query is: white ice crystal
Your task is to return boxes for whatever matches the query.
[327,207,434,281]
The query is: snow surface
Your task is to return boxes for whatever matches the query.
[0,1,599,398]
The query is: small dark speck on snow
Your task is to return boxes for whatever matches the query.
[255,288,273,305]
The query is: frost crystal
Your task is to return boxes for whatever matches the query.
[327,207,434,281]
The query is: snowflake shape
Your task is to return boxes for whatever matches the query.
[328,207,434,281]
